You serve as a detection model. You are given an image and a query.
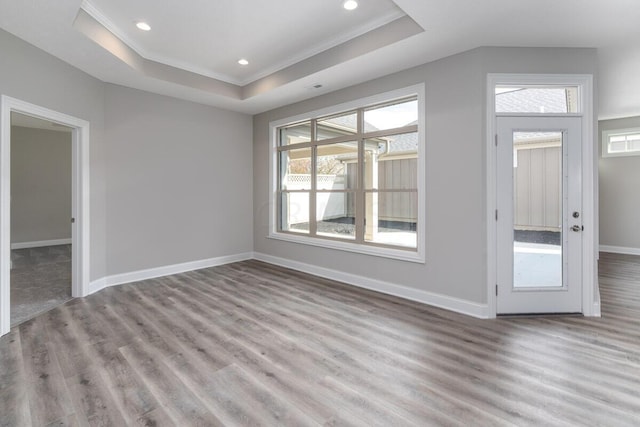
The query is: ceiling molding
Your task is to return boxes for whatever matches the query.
[79,0,410,87]
[73,9,242,99]
[242,16,424,99]
[243,9,408,86]
[79,0,241,85]
[74,7,424,102]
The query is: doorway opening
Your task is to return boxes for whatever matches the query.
[10,112,73,325]
[0,96,90,336]
[486,74,598,318]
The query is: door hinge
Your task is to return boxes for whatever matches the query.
[495,134,498,146]
[495,209,498,221]
[496,284,498,296]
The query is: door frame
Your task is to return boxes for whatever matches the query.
[486,74,599,318]
[0,96,91,336]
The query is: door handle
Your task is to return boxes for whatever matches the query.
[570,225,583,232]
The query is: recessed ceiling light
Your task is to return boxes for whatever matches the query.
[238,59,249,66]
[343,0,358,10]
[136,21,151,31]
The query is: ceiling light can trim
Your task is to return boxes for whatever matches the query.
[343,0,358,11]
[135,21,151,31]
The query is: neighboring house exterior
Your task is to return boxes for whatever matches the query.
[497,88,573,233]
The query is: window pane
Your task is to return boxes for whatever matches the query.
[317,192,356,240]
[280,148,312,190]
[317,112,357,140]
[627,134,640,152]
[365,191,417,248]
[609,135,626,143]
[280,121,311,145]
[495,87,579,113]
[364,133,418,190]
[316,141,357,190]
[513,132,563,288]
[609,140,626,153]
[364,99,418,131]
[280,192,309,234]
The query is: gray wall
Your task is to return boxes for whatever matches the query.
[2,25,597,302]
[253,47,597,304]
[1,28,107,280]
[599,116,640,250]
[10,126,71,244]
[104,85,253,275]
[1,28,254,281]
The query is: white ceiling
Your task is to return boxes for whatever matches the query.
[85,0,405,86]
[1,0,639,118]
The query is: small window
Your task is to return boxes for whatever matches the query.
[495,86,580,114]
[602,128,640,157]
[270,87,424,262]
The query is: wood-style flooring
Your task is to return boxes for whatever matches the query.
[10,245,72,326]
[1,254,640,426]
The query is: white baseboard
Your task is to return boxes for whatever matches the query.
[11,238,72,250]
[87,252,253,296]
[591,301,601,317]
[87,277,107,295]
[253,252,489,319]
[599,245,640,256]
[85,250,489,319]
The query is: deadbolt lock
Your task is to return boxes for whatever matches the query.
[572,211,580,218]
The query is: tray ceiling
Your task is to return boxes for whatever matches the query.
[1,0,639,118]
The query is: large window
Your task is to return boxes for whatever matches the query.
[271,87,424,262]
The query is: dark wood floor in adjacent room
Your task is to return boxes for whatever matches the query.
[1,253,640,426]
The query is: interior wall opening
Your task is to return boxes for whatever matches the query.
[10,112,73,326]
[1,95,91,337]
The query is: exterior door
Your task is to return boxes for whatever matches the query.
[496,116,582,314]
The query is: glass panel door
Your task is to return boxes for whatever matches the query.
[497,116,582,314]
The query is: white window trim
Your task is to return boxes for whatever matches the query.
[601,127,640,158]
[268,84,426,263]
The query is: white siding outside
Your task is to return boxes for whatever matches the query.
[514,146,562,231]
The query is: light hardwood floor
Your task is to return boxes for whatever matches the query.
[1,254,640,426]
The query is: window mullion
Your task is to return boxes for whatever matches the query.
[309,119,317,237]
[355,108,365,244]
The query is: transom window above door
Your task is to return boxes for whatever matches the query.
[495,86,581,114]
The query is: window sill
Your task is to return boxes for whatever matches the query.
[267,232,425,264]
[601,151,640,159]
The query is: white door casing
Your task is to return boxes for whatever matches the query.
[0,96,90,336]
[486,73,598,318]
